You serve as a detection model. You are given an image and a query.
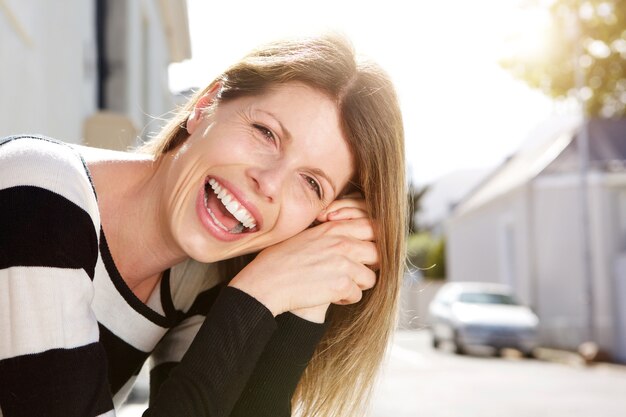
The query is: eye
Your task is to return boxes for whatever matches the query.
[253,124,276,143]
[303,175,322,199]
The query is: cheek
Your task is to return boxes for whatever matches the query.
[272,202,319,239]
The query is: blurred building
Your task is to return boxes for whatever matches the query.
[418,169,489,236]
[447,116,626,363]
[0,0,190,148]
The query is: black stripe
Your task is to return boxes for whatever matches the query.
[99,231,177,328]
[98,323,150,396]
[0,186,98,279]
[183,284,223,319]
[149,362,178,406]
[160,270,186,323]
[0,343,113,417]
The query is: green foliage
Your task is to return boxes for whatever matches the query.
[407,232,446,280]
[424,237,446,280]
[500,0,626,117]
[408,182,429,234]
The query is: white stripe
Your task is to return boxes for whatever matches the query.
[0,266,99,360]
[112,373,138,409]
[151,314,204,367]
[92,256,168,352]
[169,259,221,313]
[0,137,100,228]
[96,410,116,417]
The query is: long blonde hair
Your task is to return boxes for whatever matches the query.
[144,34,406,417]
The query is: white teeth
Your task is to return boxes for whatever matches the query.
[225,201,239,213]
[207,208,230,232]
[207,178,257,230]
[234,208,248,219]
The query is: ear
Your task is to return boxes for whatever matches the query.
[186,83,221,134]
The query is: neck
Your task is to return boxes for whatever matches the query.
[85,149,187,291]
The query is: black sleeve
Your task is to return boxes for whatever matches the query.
[148,296,327,417]
[229,312,328,417]
[143,286,277,417]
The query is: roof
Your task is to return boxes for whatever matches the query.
[419,169,490,227]
[453,115,580,215]
[543,118,626,174]
[453,117,626,216]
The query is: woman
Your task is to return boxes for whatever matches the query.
[0,34,406,417]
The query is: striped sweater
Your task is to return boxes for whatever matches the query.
[0,135,326,417]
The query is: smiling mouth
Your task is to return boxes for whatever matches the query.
[204,178,257,234]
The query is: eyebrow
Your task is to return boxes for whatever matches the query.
[257,109,338,197]
[257,110,292,142]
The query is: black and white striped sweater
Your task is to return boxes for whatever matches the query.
[0,135,326,417]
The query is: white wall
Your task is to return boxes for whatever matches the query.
[0,0,97,143]
[104,0,175,142]
[531,176,589,349]
[531,174,626,356]
[446,186,534,305]
[398,276,444,329]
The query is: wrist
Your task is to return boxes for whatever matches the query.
[228,279,281,317]
[290,304,329,324]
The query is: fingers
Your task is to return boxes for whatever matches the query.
[319,217,376,242]
[317,197,367,222]
[352,262,377,290]
[326,206,368,221]
[338,237,378,267]
[330,256,377,307]
[330,269,370,305]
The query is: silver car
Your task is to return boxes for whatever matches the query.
[428,282,539,356]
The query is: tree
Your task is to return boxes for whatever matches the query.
[407,181,429,234]
[500,0,626,118]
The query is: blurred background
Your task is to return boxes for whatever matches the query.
[1,0,625,415]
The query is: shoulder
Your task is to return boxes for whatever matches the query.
[0,135,100,277]
[0,134,100,225]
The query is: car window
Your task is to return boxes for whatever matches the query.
[458,292,518,305]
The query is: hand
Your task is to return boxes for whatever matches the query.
[228,201,378,320]
[290,195,374,322]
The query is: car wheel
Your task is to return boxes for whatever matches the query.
[432,334,440,349]
[453,331,466,355]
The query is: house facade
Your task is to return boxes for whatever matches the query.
[447,117,626,362]
[0,0,190,148]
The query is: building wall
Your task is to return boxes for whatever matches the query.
[104,0,175,143]
[447,186,534,305]
[531,176,589,349]
[531,173,626,357]
[0,0,185,148]
[449,171,626,360]
[612,186,626,362]
[398,275,444,329]
[0,0,97,143]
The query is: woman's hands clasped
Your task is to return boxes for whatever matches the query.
[229,196,377,323]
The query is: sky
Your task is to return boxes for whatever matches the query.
[168,0,561,185]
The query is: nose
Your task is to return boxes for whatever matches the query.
[247,164,287,203]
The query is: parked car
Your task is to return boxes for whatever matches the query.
[428,282,539,356]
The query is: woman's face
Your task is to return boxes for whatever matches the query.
[163,82,355,262]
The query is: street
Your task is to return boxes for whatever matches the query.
[367,330,626,417]
[120,329,626,417]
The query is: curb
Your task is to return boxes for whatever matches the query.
[532,347,626,370]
